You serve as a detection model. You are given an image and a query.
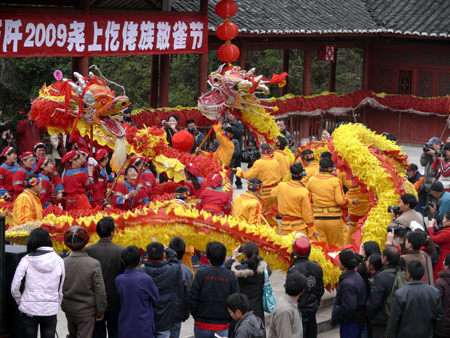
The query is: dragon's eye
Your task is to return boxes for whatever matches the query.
[213,77,220,83]
[101,99,107,105]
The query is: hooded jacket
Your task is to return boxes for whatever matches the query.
[230,311,266,338]
[11,247,65,316]
[435,269,450,337]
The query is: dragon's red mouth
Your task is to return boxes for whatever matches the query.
[100,116,125,138]
[198,89,231,120]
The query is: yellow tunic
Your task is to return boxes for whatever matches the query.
[13,189,43,226]
[273,150,290,179]
[301,161,320,185]
[200,124,234,167]
[232,192,263,225]
[345,182,371,244]
[306,173,349,247]
[236,156,282,227]
[271,181,316,237]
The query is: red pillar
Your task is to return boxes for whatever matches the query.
[71,0,89,77]
[198,0,208,97]
[150,55,160,108]
[281,49,289,96]
[328,48,337,92]
[302,43,312,96]
[362,40,371,90]
[159,55,170,107]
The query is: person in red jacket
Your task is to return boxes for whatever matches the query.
[34,157,58,209]
[130,157,157,199]
[429,211,450,281]
[12,151,35,197]
[112,166,149,210]
[92,149,112,208]
[184,162,208,199]
[0,146,18,199]
[196,173,231,215]
[62,150,93,210]
[32,142,64,197]
[16,105,46,155]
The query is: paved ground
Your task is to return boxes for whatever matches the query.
[52,143,423,338]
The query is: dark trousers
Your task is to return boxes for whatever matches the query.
[370,325,387,338]
[302,313,318,338]
[340,321,363,338]
[93,310,119,338]
[20,312,57,338]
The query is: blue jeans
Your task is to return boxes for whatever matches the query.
[340,321,363,338]
[20,312,57,338]
[155,329,171,338]
[170,322,182,338]
[194,325,228,338]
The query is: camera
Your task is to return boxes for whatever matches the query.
[387,225,410,237]
[423,201,437,219]
[6,132,12,140]
[162,121,170,127]
[423,145,433,153]
[238,246,243,253]
[388,205,402,218]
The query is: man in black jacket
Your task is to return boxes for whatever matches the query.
[85,216,125,338]
[287,237,324,338]
[387,260,443,338]
[367,245,400,338]
[188,241,239,337]
[224,114,245,189]
[140,242,183,338]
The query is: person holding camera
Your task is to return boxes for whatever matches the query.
[0,124,16,155]
[389,194,424,229]
[186,119,205,154]
[162,114,180,147]
[406,164,427,212]
[433,142,450,191]
[429,181,450,222]
[421,137,441,191]
[224,114,244,189]
[119,108,138,128]
[429,211,450,281]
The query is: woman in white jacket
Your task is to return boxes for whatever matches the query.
[11,228,65,338]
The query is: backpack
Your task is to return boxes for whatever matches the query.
[384,269,409,316]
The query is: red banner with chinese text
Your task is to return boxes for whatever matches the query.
[0,14,208,57]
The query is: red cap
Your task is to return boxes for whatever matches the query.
[210,173,223,188]
[19,152,33,160]
[33,142,45,152]
[130,156,144,167]
[61,150,77,163]
[95,149,108,162]
[33,157,47,173]
[185,162,198,176]
[292,237,311,257]
[0,146,14,157]
[77,148,89,156]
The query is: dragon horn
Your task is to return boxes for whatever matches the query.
[254,75,263,83]
[248,68,256,74]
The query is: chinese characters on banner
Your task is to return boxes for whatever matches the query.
[0,14,208,57]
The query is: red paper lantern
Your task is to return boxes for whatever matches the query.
[216,21,239,41]
[215,0,238,19]
[172,130,194,152]
[218,43,240,63]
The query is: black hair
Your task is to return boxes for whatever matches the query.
[290,163,304,181]
[260,143,271,151]
[248,177,262,191]
[174,186,190,199]
[25,173,40,188]
[401,193,418,209]
[96,216,115,238]
[27,228,52,253]
[24,102,32,114]
[445,210,450,222]
[133,159,145,169]
[147,242,165,261]
[319,158,334,170]
[300,149,313,157]
[320,151,332,160]
[276,118,286,126]
[383,246,400,265]
[206,241,226,266]
[226,293,249,314]
[413,229,436,256]
[445,254,450,267]
[185,169,200,190]
[339,248,362,270]
[408,260,425,280]
[363,241,381,258]
[368,254,382,272]
[382,132,397,142]
[444,143,450,152]
[285,271,307,296]
[125,165,138,177]
[169,236,186,260]
[186,119,196,127]
[122,245,141,269]
[34,144,46,151]
[241,242,259,271]
[168,114,179,122]
[406,231,425,251]
[276,136,287,150]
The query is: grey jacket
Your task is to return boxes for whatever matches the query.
[268,294,302,338]
[85,238,125,311]
[62,250,107,318]
[386,280,443,338]
[231,311,265,338]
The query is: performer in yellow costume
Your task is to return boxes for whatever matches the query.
[345,181,370,244]
[197,117,234,167]
[273,136,290,179]
[306,158,357,247]
[236,143,282,227]
[12,174,43,226]
[300,149,320,185]
[271,163,316,237]
[233,178,264,225]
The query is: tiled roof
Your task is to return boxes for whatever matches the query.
[172,0,450,38]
